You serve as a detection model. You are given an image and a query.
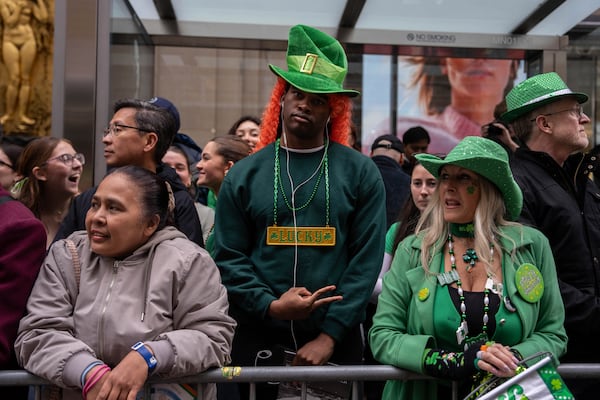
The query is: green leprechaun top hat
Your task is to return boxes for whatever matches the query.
[501,72,588,123]
[269,25,360,97]
[416,136,523,221]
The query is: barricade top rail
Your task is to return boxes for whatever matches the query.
[1,363,600,386]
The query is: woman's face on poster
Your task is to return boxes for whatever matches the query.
[443,58,514,100]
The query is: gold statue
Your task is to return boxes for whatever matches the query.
[0,0,48,128]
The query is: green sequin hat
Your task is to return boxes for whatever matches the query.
[501,72,588,123]
[269,25,360,97]
[416,136,523,220]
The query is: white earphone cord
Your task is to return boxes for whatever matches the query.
[280,105,330,351]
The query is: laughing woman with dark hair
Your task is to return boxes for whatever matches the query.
[13,137,84,248]
[15,165,235,400]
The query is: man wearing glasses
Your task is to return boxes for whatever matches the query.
[55,98,203,247]
[501,72,597,399]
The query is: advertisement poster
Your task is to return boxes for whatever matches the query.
[362,50,526,155]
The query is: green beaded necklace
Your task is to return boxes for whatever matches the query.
[447,232,493,350]
[272,138,330,226]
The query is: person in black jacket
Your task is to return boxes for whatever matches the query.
[370,134,410,229]
[55,98,204,247]
[501,72,596,399]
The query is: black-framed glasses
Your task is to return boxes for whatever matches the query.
[530,104,584,121]
[103,123,153,137]
[0,160,14,170]
[43,153,85,167]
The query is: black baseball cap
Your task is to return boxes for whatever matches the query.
[371,134,404,153]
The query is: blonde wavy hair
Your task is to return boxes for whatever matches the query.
[415,174,520,279]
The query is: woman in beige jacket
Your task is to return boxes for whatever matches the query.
[15,165,236,400]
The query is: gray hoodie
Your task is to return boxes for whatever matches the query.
[15,227,235,399]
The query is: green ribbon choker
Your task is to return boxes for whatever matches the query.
[449,222,475,238]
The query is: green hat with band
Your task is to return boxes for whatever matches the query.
[416,136,523,221]
[269,25,360,97]
[501,72,588,123]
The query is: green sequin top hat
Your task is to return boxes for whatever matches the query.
[269,25,360,97]
[501,72,588,123]
[416,136,523,220]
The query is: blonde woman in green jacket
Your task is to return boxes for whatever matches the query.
[369,136,567,400]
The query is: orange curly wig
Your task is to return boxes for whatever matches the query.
[254,78,353,152]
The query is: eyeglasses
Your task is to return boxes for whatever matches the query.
[0,160,14,170]
[530,104,584,121]
[103,123,152,137]
[43,153,85,166]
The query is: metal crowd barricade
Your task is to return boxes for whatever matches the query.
[1,363,600,400]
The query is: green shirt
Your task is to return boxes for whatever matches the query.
[385,222,399,254]
[214,141,386,341]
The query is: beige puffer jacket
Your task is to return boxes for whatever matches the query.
[15,227,236,400]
